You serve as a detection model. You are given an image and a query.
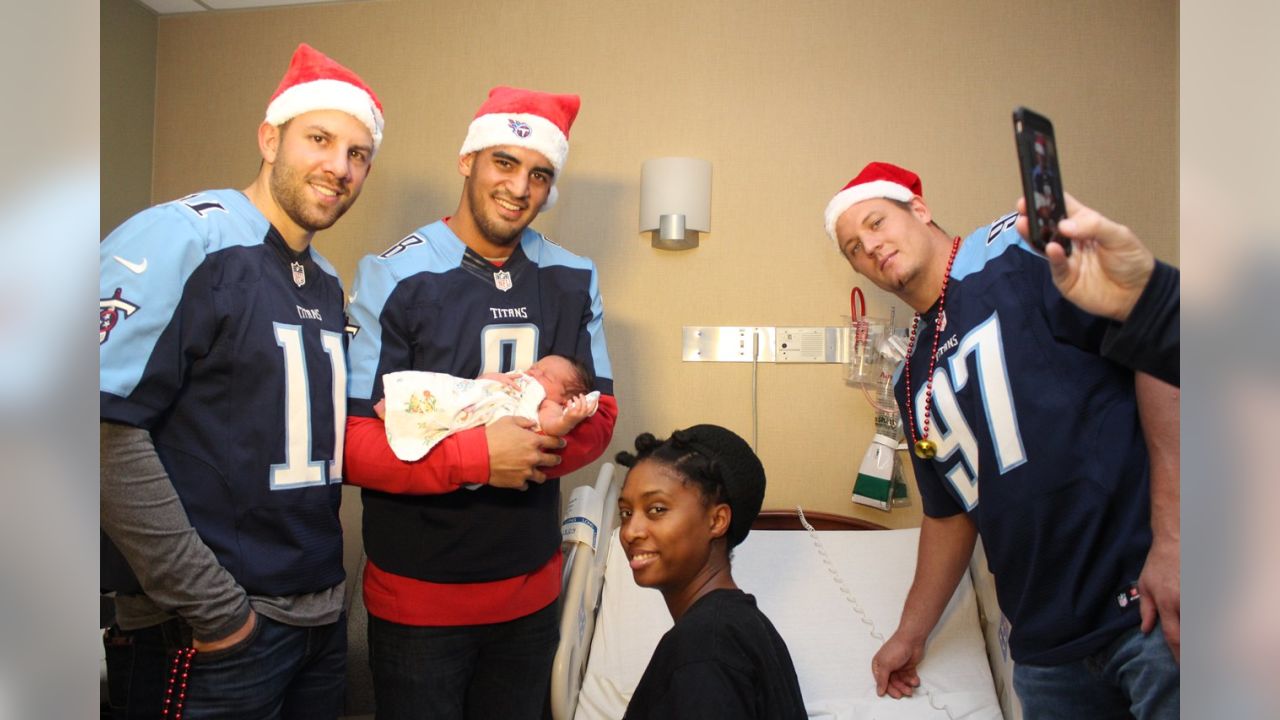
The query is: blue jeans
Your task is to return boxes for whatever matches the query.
[367,601,559,720]
[103,612,346,720]
[1013,623,1179,720]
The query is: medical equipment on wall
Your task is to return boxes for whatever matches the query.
[846,288,912,511]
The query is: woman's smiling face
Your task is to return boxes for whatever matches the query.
[618,459,726,594]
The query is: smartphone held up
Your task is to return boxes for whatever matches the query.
[1013,107,1070,255]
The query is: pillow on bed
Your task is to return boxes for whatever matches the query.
[573,527,1003,720]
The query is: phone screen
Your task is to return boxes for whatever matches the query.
[1014,107,1069,255]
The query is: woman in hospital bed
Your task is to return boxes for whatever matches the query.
[614,424,807,719]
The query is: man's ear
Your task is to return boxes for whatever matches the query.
[458,151,476,178]
[909,195,933,225]
[258,122,281,165]
[709,503,731,540]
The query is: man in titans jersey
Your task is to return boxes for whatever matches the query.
[345,86,617,719]
[823,162,1179,719]
[99,44,383,719]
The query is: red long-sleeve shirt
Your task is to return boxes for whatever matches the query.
[344,394,617,624]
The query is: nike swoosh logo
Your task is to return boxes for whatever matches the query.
[113,256,148,274]
[349,290,358,303]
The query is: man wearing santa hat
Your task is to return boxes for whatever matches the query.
[344,86,616,719]
[99,44,383,718]
[823,162,1179,719]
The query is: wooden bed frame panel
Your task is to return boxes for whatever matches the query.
[753,508,888,531]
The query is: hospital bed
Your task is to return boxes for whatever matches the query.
[552,464,1021,720]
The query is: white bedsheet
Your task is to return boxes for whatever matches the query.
[574,527,1003,720]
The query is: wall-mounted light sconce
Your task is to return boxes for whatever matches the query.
[639,157,712,250]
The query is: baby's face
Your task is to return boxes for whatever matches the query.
[526,356,581,404]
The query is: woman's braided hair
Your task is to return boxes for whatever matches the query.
[616,424,765,548]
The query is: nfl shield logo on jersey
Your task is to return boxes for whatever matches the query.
[493,270,513,292]
[291,261,306,287]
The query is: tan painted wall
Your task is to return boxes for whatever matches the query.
[101,0,157,238]
[140,0,1178,529]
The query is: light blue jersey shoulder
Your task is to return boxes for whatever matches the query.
[351,220,467,305]
[100,190,269,396]
[100,190,271,311]
[346,220,467,399]
[102,190,269,264]
[523,230,609,382]
[520,228,596,272]
[348,221,597,325]
[951,212,1041,281]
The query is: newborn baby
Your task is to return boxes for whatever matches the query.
[378,354,600,462]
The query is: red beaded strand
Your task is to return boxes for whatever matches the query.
[904,235,962,460]
[161,646,197,719]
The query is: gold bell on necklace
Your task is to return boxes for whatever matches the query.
[913,438,937,460]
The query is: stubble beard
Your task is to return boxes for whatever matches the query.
[269,153,354,234]
[467,181,534,248]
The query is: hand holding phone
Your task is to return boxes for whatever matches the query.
[1013,106,1070,255]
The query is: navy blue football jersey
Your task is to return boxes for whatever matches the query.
[100,189,347,597]
[894,214,1152,665]
[346,219,614,583]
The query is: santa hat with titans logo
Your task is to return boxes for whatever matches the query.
[823,161,923,245]
[459,85,581,210]
[264,43,384,153]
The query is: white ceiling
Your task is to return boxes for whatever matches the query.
[137,0,361,14]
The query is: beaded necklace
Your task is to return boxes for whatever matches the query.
[904,235,962,460]
[161,646,197,718]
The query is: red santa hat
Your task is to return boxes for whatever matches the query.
[264,43,384,152]
[823,161,923,244]
[459,85,581,209]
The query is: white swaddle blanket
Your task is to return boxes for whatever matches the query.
[382,370,600,462]
[382,371,545,462]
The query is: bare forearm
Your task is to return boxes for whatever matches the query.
[1136,372,1180,542]
[897,513,978,642]
[547,394,617,477]
[100,421,249,641]
[1133,372,1181,657]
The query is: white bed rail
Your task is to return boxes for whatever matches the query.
[551,462,619,720]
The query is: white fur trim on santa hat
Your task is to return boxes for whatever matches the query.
[265,78,385,151]
[459,112,570,174]
[823,179,915,245]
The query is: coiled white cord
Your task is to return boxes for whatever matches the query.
[795,505,961,719]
